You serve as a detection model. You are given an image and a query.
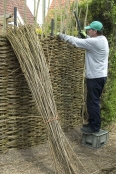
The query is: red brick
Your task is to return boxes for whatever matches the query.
[50,0,79,9]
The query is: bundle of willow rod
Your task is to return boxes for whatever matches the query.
[6,25,87,174]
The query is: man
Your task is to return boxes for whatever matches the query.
[57,21,109,134]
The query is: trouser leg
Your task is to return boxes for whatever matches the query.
[86,78,107,132]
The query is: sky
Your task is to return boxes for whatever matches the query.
[27,0,52,25]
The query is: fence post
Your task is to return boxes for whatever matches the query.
[51,19,54,36]
[14,7,17,26]
[3,0,7,32]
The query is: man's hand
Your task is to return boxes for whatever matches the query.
[79,30,87,38]
[56,32,62,39]
[56,32,60,36]
[56,32,66,41]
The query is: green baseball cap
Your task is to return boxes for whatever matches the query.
[84,21,103,31]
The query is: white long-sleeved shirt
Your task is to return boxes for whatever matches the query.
[59,34,109,79]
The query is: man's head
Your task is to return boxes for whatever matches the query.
[84,21,103,37]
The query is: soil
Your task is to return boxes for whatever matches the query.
[0,124,116,174]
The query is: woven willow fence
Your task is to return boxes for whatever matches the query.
[41,36,85,129]
[0,33,85,153]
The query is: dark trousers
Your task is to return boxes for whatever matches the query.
[86,77,107,132]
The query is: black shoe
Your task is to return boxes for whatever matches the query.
[83,123,89,127]
[80,127,99,134]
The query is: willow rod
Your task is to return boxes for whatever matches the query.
[84,0,89,29]
[35,0,41,27]
[82,0,89,123]
[3,0,7,32]
[34,0,36,26]
[59,0,63,32]
[71,1,75,36]
[65,0,70,34]
[54,0,58,34]
[61,0,68,33]
[24,0,27,24]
